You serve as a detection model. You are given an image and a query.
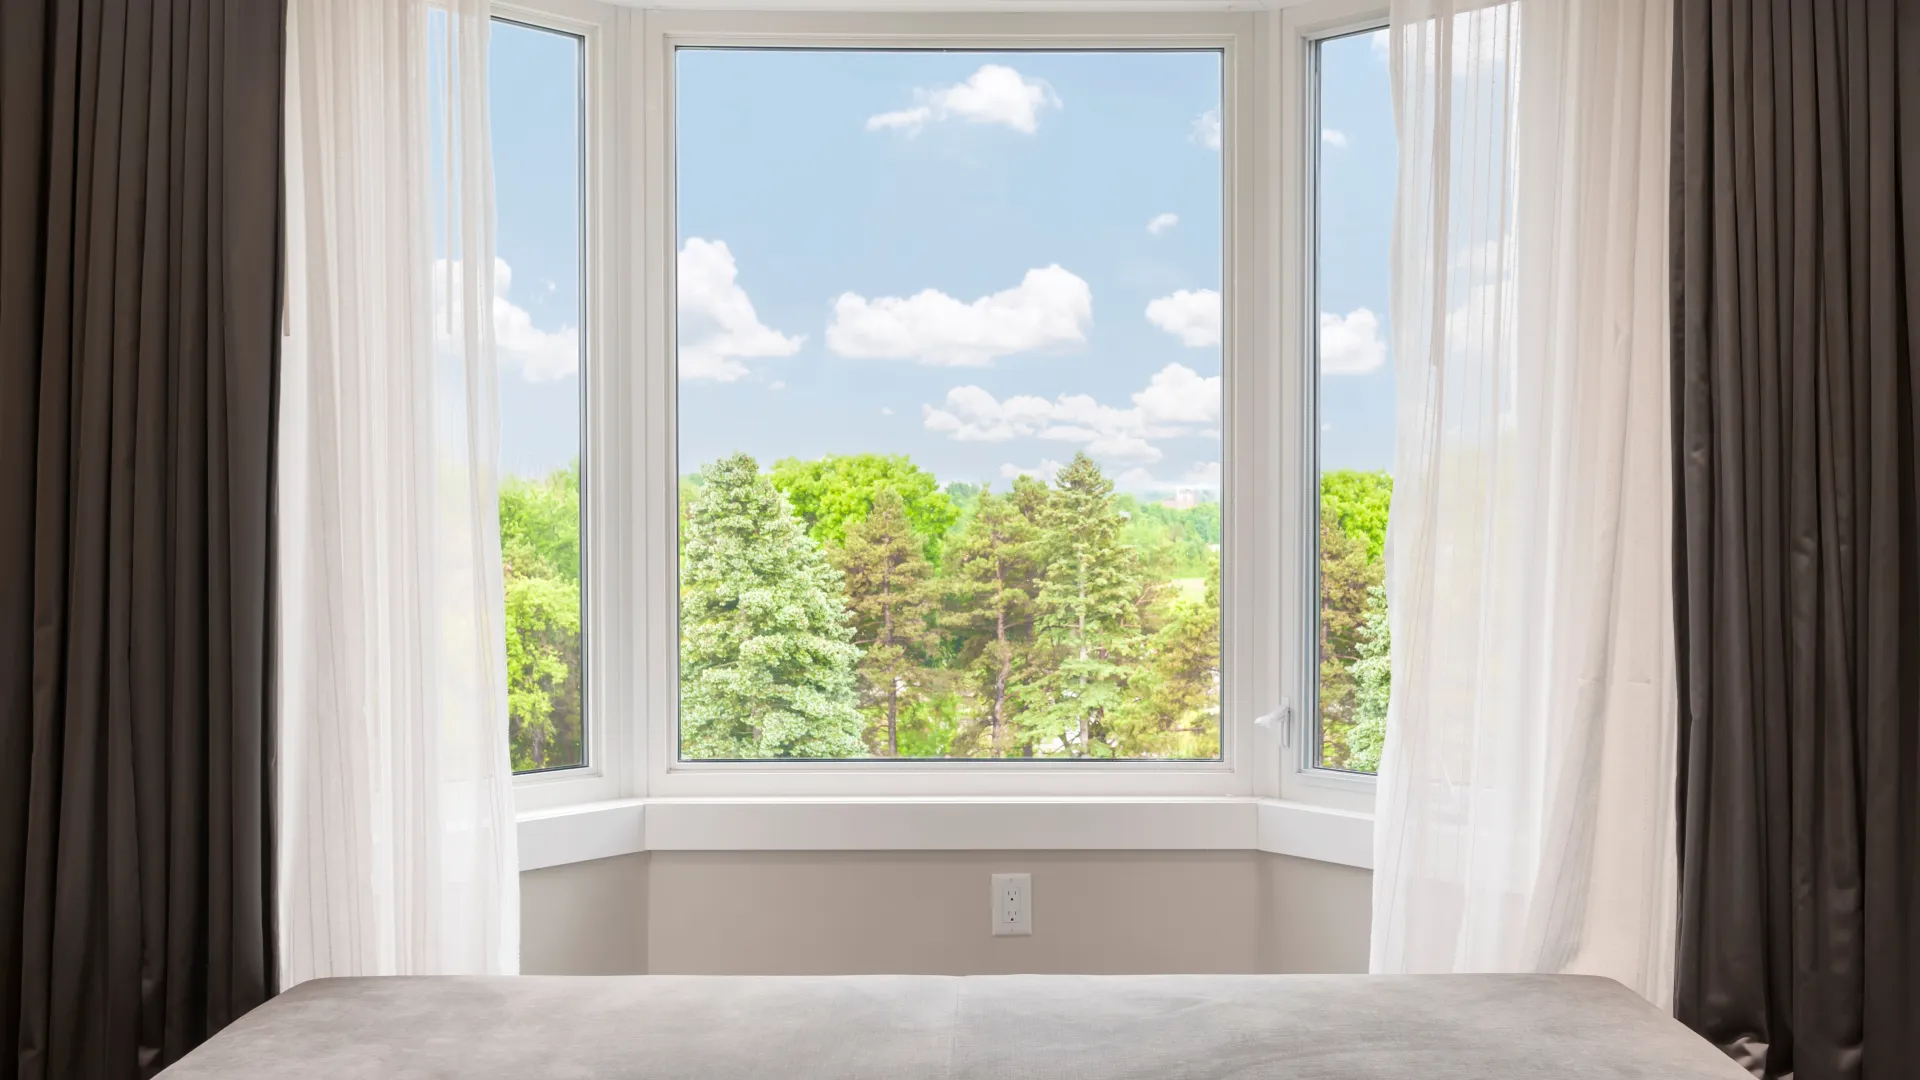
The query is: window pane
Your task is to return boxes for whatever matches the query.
[493,21,586,772]
[675,49,1224,761]
[1314,29,1395,774]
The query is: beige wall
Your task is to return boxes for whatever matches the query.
[1256,853,1373,974]
[521,850,1370,976]
[520,852,649,975]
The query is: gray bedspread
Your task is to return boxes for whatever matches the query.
[158,973,1747,1078]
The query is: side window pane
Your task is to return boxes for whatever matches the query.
[493,21,586,772]
[674,49,1225,761]
[1315,29,1395,773]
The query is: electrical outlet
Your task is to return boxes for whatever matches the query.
[991,873,1031,937]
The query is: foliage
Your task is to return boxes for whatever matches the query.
[1320,469,1393,561]
[835,489,940,755]
[1346,583,1391,773]
[500,464,583,771]
[1017,454,1151,758]
[1317,516,1375,767]
[498,453,1385,772]
[894,690,964,758]
[1316,471,1392,772]
[1114,555,1221,758]
[1117,496,1222,579]
[670,452,1222,761]
[943,489,1041,756]
[770,454,959,560]
[679,452,866,758]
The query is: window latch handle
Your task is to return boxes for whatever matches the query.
[1255,701,1295,748]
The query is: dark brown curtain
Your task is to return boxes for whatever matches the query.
[0,1,284,1077]
[1670,1,1920,1078]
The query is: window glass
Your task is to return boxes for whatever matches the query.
[675,49,1224,761]
[1314,28,1395,773]
[492,21,587,772]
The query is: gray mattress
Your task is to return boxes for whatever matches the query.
[159,973,1747,1078]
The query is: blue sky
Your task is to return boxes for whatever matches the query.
[484,27,1395,488]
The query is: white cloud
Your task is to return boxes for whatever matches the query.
[826,265,1092,366]
[677,238,804,382]
[1319,308,1387,375]
[1322,128,1349,148]
[1146,212,1179,235]
[880,406,895,416]
[1116,461,1222,493]
[923,361,1220,468]
[1370,28,1389,57]
[1191,108,1222,151]
[924,387,1162,463]
[767,380,786,391]
[866,64,1060,135]
[1145,288,1222,347]
[434,257,580,383]
[1000,459,1066,482]
[1132,362,1220,425]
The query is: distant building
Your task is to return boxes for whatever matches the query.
[1160,487,1199,511]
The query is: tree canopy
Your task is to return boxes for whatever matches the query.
[679,452,866,758]
[770,453,959,559]
[497,449,1387,771]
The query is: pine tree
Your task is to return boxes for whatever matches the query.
[1116,554,1220,757]
[679,453,865,758]
[835,489,938,756]
[945,489,1040,757]
[1019,454,1146,757]
[1346,583,1391,772]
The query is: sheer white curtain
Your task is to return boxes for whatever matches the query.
[279,0,519,984]
[1370,0,1677,1003]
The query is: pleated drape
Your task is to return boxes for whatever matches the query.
[1670,1,1920,1076]
[0,2,285,1077]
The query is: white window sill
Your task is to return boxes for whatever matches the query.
[516,796,1373,872]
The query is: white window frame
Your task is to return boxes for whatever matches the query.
[494,0,630,812]
[504,0,1389,822]
[1275,0,1391,816]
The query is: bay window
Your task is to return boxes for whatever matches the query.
[497,2,1388,840]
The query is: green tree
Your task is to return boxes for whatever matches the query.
[502,570,580,771]
[1320,470,1394,560]
[1316,469,1392,770]
[1346,583,1391,772]
[1116,554,1220,757]
[770,454,959,559]
[836,489,939,756]
[1008,472,1051,525]
[500,462,583,770]
[1019,454,1147,758]
[942,481,983,522]
[679,453,865,758]
[1317,516,1376,768]
[945,489,1041,756]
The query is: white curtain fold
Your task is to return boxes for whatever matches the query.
[279,0,518,985]
[1370,0,1677,1003]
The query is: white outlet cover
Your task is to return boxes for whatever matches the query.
[991,873,1032,937]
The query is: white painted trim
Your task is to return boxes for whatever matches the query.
[1256,797,1373,870]
[646,797,1259,851]
[501,0,633,814]
[637,9,1274,800]
[518,798,648,871]
[613,0,1343,12]
[1274,0,1389,815]
[516,797,1372,869]
[500,1,1402,812]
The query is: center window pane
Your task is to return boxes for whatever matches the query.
[674,49,1225,761]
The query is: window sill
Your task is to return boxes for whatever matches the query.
[517,796,1373,872]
